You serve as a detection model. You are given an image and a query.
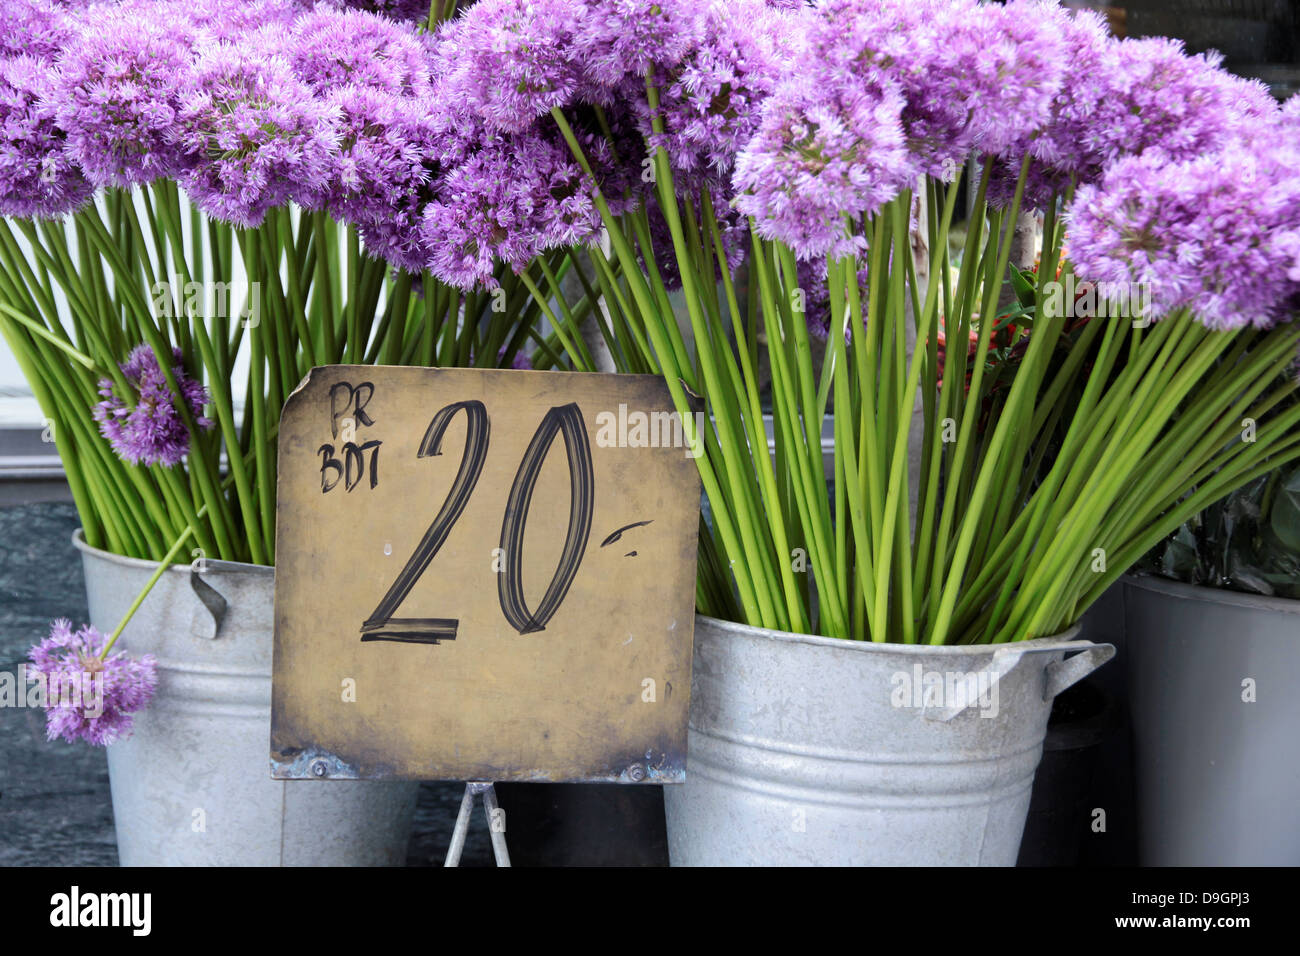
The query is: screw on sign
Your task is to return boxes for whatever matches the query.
[271,366,702,784]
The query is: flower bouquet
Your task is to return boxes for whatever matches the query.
[0,0,602,864]
[405,0,1300,863]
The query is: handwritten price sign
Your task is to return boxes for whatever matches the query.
[271,366,702,783]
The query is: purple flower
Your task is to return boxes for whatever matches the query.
[28,619,158,746]
[797,255,831,338]
[988,8,1115,208]
[326,85,442,266]
[433,0,589,133]
[646,0,806,182]
[997,28,1278,208]
[734,76,911,259]
[1283,93,1300,135]
[571,0,705,88]
[170,38,341,226]
[422,127,603,287]
[1088,38,1275,165]
[137,0,307,41]
[93,344,214,466]
[642,184,748,288]
[0,55,93,218]
[796,0,1071,180]
[733,0,1079,257]
[1067,137,1300,330]
[284,6,432,97]
[0,0,74,60]
[52,12,196,187]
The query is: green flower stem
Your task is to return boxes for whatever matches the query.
[547,103,769,625]
[100,523,197,658]
[924,155,1038,644]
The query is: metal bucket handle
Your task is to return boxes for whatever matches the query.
[928,639,1115,722]
[1039,640,1116,702]
[189,561,240,639]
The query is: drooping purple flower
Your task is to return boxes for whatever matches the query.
[170,37,341,226]
[283,6,432,97]
[52,11,196,187]
[0,55,93,218]
[93,344,214,466]
[797,255,831,338]
[1067,138,1300,330]
[641,182,748,288]
[28,619,158,747]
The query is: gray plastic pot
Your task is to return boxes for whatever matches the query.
[664,615,1114,866]
[1124,574,1300,866]
[75,533,418,866]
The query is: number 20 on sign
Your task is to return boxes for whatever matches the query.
[271,366,702,783]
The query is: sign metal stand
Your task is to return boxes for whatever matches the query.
[444,781,510,867]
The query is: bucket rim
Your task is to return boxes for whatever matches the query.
[72,528,273,577]
[1123,571,1300,615]
[695,613,1081,655]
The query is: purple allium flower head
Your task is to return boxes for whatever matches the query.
[284,6,432,97]
[0,0,74,59]
[989,8,1115,208]
[329,85,445,269]
[796,0,1071,180]
[734,75,911,259]
[93,344,213,466]
[571,0,706,88]
[171,37,341,226]
[1089,39,1276,163]
[1282,94,1300,135]
[52,11,195,187]
[646,0,806,182]
[998,29,1278,208]
[433,0,589,133]
[28,619,158,746]
[735,0,1077,258]
[1067,139,1300,330]
[143,0,307,41]
[0,55,93,217]
[422,127,602,288]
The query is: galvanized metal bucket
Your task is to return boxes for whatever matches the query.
[74,532,418,866]
[1124,574,1300,865]
[664,615,1114,866]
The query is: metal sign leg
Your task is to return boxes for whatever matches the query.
[444,781,510,867]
